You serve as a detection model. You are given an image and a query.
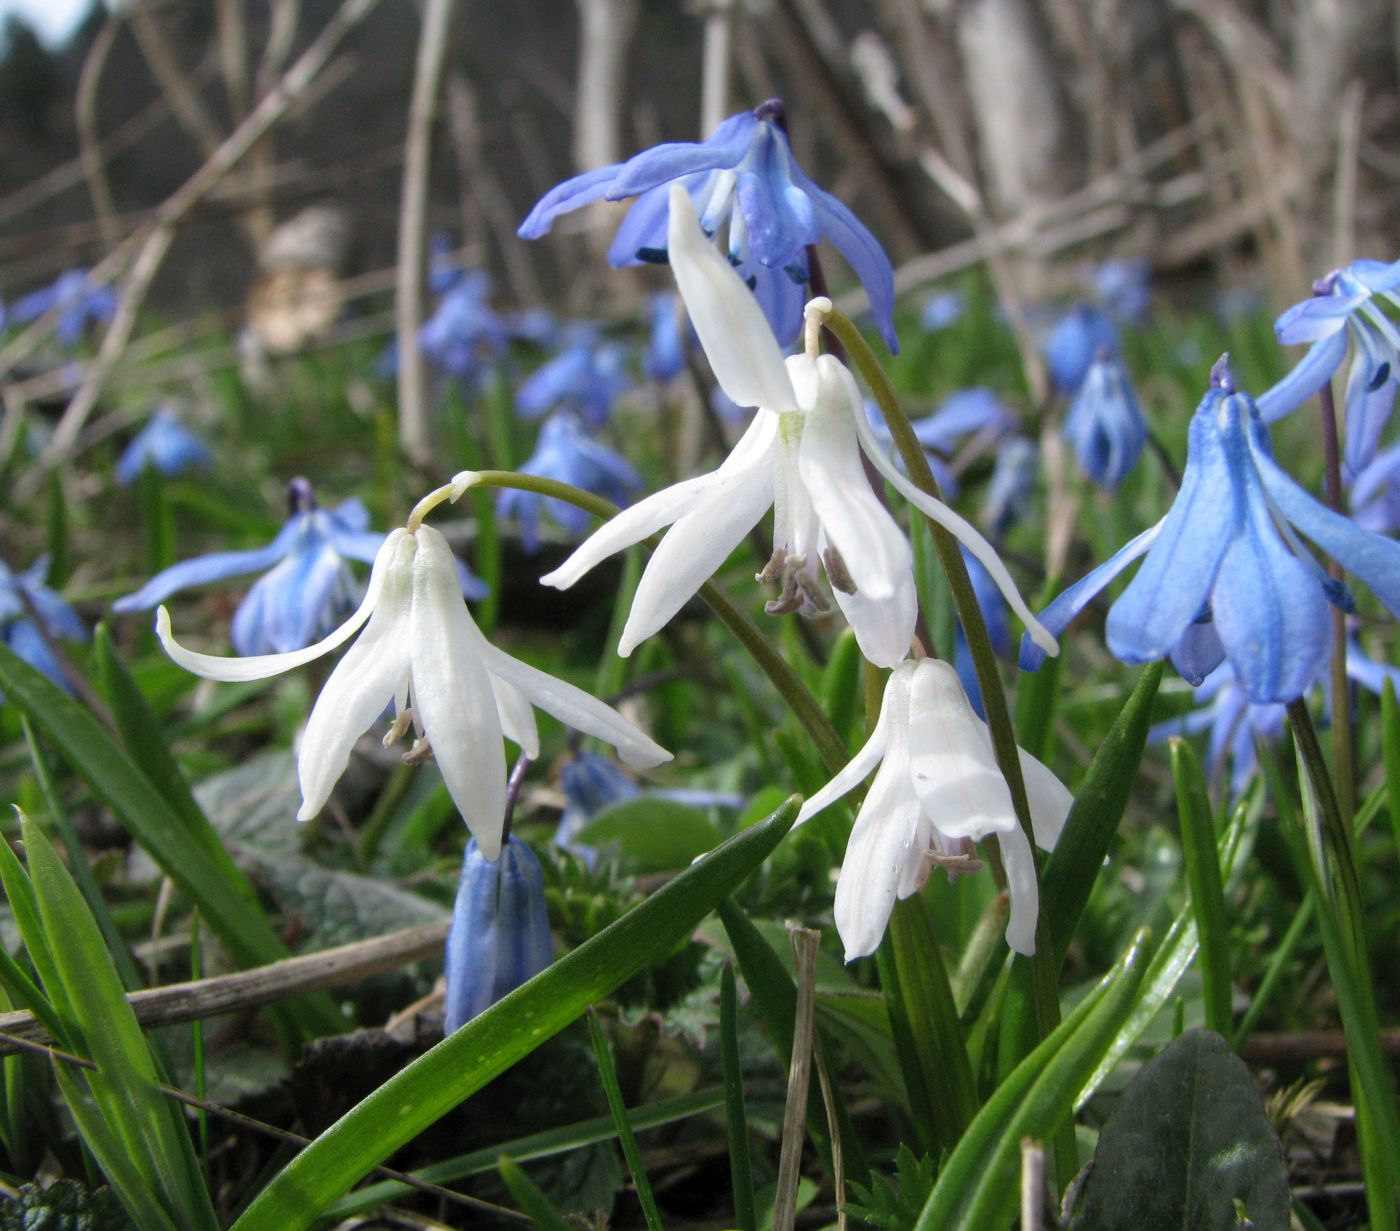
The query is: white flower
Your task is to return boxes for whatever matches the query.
[157,522,670,858]
[540,184,1057,669]
[797,658,1072,961]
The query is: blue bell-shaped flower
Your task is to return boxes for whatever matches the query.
[443,837,555,1033]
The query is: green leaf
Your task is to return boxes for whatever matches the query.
[576,797,723,870]
[914,931,1151,1231]
[22,815,218,1231]
[721,963,757,1231]
[819,628,864,751]
[0,644,314,988]
[322,1090,724,1219]
[1382,679,1400,861]
[1067,1030,1289,1231]
[1170,738,1231,1035]
[230,797,799,1231]
[1042,661,1163,962]
[588,1012,663,1231]
[876,896,977,1157]
[498,1157,576,1231]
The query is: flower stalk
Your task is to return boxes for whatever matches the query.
[1317,379,1355,820]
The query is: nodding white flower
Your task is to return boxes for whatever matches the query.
[797,658,1072,961]
[156,521,670,859]
[540,185,1057,670]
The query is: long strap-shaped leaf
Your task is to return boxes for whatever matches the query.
[231,797,799,1231]
[915,931,1150,1231]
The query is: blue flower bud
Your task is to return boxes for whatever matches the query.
[443,837,555,1033]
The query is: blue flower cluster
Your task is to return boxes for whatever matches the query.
[520,100,896,350]
[116,410,212,486]
[12,268,117,348]
[0,556,87,692]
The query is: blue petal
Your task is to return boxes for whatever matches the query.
[4,620,72,691]
[1341,352,1396,478]
[742,261,807,349]
[443,837,554,1032]
[1274,291,1367,344]
[112,538,291,612]
[1253,438,1400,617]
[1018,521,1160,671]
[606,183,674,267]
[797,170,898,352]
[734,127,817,269]
[1211,475,1329,702]
[1256,328,1349,422]
[496,488,542,554]
[330,497,371,534]
[607,112,756,198]
[1350,258,1400,294]
[454,557,489,601]
[1106,391,1240,664]
[1170,617,1225,685]
[518,164,624,239]
[326,529,386,564]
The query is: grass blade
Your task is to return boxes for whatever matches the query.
[1170,737,1232,1035]
[588,1011,664,1231]
[721,963,757,1231]
[498,1157,573,1231]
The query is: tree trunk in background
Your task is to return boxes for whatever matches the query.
[574,0,639,173]
[1290,0,1386,268]
[956,0,1082,292]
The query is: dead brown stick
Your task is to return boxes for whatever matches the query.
[395,0,455,466]
[0,918,449,1057]
[773,926,820,1231]
[1240,1030,1400,1065]
[25,0,383,480]
[75,13,124,251]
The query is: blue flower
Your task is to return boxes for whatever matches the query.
[555,753,640,863]
[497,413,640,553]
[1084,259,1150,325]
[518,101,897,351]
[645,292,686,383]
[982,437,1038,537]
[1149,667,1286,800]
[115,410,212,486]
[443,836,554,1032]
[1350,439,1400,533]
[954,549,1009,719]
[1260,259,1400,476]
[517,329,630,428]
[417,271,508,383]
[919,290,964,333]
[1062,352,1147,489]
[0,556,87,693]
[1020,358,1400,702]
[12,268,117,347]
[1151,640,1400,799]
[114,478,487,654]
[1041,304,1118,394]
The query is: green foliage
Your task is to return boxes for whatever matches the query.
[1067,1030,1289,1231]
[0,1180,130,1231]
[845,1145,937,1230]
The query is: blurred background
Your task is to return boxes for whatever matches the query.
[1,0,1397,332]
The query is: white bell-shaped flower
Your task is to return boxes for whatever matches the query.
[157,523,670,858]
[798,658,1072,960]
[540,184,1056,670]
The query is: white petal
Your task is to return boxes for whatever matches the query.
[539,474,713,591]
[616,434,776,655]
[407,527,508,858]
[795,662,909,825]
[905,659,1016,840]
[667,184,798,413]
[492,675,540,759]
[1017,747,1073,850]
[155,528,406,682]
[996,822,1040,956]
[828,538,919,668]
[481,644,671,768]
[851,405,1059,656]
[296,545,414,819]
[799,357,913,602]
[833,690,921,961]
